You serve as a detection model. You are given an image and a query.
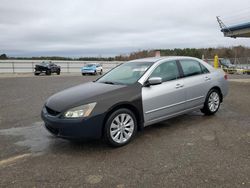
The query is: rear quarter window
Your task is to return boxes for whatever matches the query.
[200,63,210,73]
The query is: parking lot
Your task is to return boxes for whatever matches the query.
[0,75,250,187]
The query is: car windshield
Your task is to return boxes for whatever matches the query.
[96,61,153,85]
[40,61,50,66]
[85,64,96,67]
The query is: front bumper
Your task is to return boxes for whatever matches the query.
[81,69,95,73]
[35,70,46,73]
[41,107,105,140]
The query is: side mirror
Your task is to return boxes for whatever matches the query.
[145,77,162,86]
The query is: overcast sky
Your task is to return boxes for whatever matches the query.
[0,0,250,57]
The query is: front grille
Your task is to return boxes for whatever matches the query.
[45,124,59,135]
[45,106,60,116]
[35,65,46,71]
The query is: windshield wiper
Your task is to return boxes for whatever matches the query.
[99,81,126,85]
[102,81,115,85]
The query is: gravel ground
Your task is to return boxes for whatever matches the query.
[0,75,249,188]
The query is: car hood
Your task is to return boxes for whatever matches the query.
[46,82,125,112]
[83,66,95,69]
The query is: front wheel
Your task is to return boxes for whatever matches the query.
[104,108,137,147]
[46,70,51,75]
[201,89,221,115]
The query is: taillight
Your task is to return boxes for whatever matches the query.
[224,74,228,80]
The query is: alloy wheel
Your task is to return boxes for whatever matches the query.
[110,113,135,144]
[208,92,220,112]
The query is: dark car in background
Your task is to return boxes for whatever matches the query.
[206,58,237,74]
[34,61,61,76]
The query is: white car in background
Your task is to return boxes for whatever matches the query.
[81,63,103,75]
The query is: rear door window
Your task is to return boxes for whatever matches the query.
[179,60,202,77]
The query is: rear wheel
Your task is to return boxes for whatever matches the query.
[104,108,137,147]
[34,72,40,76]
[57,70,60,75]
[82,73,86,76]
[100,70,103,75]
[201,89,221,115]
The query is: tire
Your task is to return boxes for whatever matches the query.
[100,70,103,75]
[57,70,60,75]
[82,73,86,76]
[46,70,51,75]
[34,73,40,76]
[104,108,137,147]
[201,89,221,115]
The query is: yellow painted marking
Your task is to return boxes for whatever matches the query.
[0,153,31,167]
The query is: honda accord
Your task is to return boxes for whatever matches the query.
[41,56,228,147]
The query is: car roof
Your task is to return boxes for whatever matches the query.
[129,56,200,63]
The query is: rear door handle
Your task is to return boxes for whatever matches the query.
[205,76,211,81]
[176,83,184,88]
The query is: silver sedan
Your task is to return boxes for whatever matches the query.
[42,56,228,147]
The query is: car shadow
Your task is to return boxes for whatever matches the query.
[47,110,212,153]
[0,111,215,156]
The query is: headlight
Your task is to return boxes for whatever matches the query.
[63,102,96,118]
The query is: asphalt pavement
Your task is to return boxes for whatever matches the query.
[0,74,249,187]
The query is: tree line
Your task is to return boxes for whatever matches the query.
[1,45,250,61]
[115,46,250,61]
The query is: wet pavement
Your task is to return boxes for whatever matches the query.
[0,75,250,187]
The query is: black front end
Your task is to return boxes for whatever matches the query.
[41,105,105,140]
[41,81,143,141]
[35,65,48,72]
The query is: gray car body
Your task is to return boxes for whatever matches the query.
[135,56,228,126]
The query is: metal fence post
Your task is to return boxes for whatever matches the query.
[32,62,34,73]
[12,62,15,73]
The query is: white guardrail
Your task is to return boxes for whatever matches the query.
[0,60,123,73]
